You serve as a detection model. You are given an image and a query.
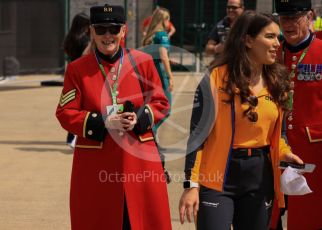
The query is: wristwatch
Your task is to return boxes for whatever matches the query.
[183,180,199,189]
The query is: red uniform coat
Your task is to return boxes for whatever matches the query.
[315,31,322,40]
[283,37,322,229]
[56,49,172,230]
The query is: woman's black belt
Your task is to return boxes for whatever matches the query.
[232,145,270,157]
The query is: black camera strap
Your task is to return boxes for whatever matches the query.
[126,48,145,95]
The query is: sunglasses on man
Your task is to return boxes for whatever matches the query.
[226,5,241,10]
[93,24,122,35]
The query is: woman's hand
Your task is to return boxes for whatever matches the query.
[168,77,174,92]
[179,188,199,224]
[283,152,304,165]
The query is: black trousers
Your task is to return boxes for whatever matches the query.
[197,146,274,230]
[66,132,74,144]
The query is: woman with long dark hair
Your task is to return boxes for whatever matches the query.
[63,12,91,62]
[63,13,91,147]
[179,11,303,230]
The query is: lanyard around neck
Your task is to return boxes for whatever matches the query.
[95,49,124,105]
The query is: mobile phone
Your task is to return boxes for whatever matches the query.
[280,161,305,169]
[279,161,316,173]
[122,101,135,121]
[123,100,134,113]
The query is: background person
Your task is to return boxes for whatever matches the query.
[142,7,176,38]
[56,4,171,230]
[142,7,174,143]
[141,7,174,183]
[205,0,244,57]
[314,7,322,39]
[63,12,91,148]
[179,11,303,230]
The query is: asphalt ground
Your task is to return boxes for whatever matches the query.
[0,73,202,230]
[0,74,287,230]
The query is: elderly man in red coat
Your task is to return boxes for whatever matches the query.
[271,0,322,229]
[56,4,172,230]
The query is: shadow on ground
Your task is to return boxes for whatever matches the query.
[16,147,72,155]
[0,140,73,155]
[0,86,42,91]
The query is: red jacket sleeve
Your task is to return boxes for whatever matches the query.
[56,63,106,141]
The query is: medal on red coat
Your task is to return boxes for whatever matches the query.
[283,45,309,110]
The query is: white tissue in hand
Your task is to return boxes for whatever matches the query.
[281,166,312,195]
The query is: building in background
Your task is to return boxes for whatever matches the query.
[0,0,321,77]
[0,0,66,77]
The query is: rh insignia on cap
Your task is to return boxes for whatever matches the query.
[90,4,125,24]
[104,7,112,12]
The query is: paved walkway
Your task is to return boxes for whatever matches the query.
[0,74,202,230]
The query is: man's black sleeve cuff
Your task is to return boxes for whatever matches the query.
[133,106,153,135]
[84,112,106,141]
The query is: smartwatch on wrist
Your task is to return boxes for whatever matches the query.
[183,180,198,189]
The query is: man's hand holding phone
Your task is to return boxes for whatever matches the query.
[121,101,137,131]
